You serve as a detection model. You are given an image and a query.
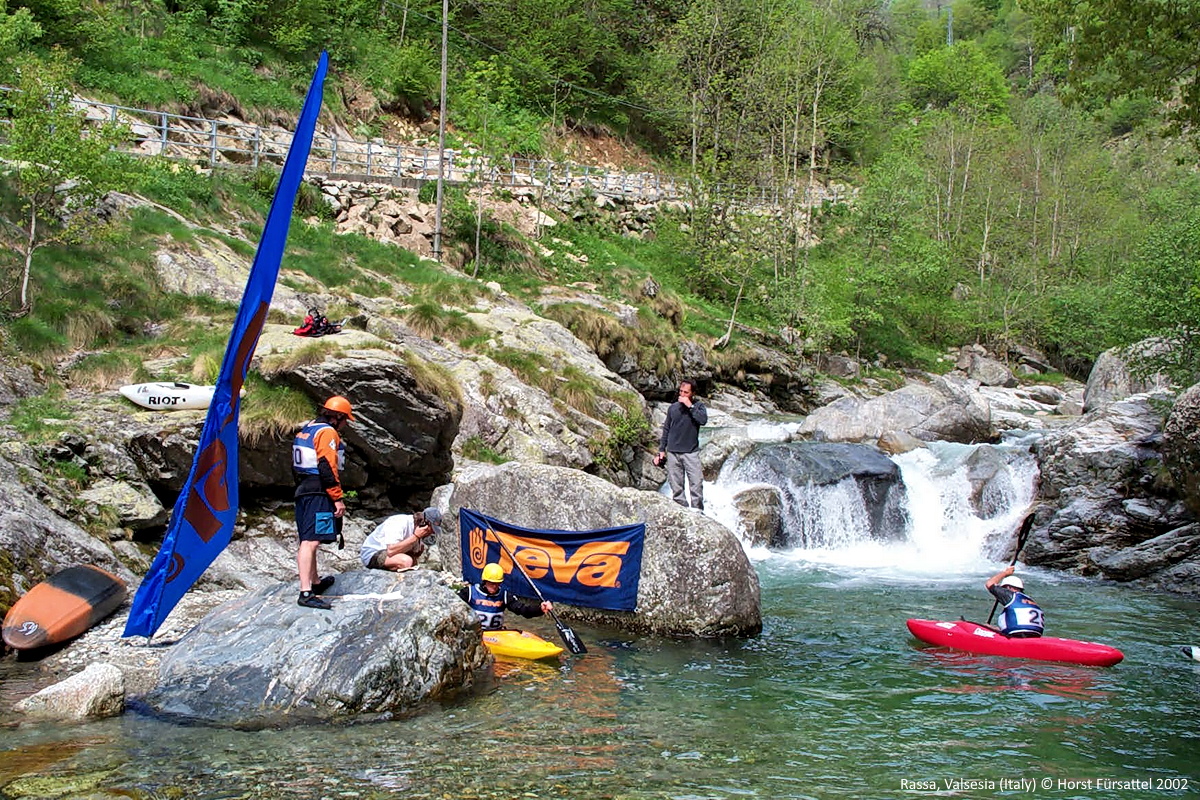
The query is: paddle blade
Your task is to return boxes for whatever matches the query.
[556,619,587,655]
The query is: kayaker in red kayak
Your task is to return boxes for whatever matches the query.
[985,566,1044,638]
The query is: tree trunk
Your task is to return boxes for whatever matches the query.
[19,205,36,314]
[714,272,747,350]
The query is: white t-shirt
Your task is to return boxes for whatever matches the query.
[359,515,417,567]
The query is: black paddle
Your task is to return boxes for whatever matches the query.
[493,538,588,655]
[986,511,1037,626]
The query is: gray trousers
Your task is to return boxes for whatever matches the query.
[667,450,704,510]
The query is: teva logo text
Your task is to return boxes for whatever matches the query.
[467,526,630,588]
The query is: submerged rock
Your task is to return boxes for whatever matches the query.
[15,662,125,721]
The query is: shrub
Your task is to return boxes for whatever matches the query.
[239,377,313,446]
[461,435,509,465]
[404,301,484,341]
[591,408,652,470]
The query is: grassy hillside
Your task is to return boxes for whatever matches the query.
[4,0,1200,389]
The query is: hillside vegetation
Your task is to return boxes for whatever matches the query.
[1,0,1199,387]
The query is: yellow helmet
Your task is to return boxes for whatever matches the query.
[481,563,504,583]
[322,395,354,421]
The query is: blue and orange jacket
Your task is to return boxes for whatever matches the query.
[292,419,345,500]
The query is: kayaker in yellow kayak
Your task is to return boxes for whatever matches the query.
[985,565,1045,638]
[460,563,553,630]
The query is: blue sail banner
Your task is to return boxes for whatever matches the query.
[459,508,644,612]
[123,52,329,638]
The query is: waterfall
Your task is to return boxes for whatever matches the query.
[705,435,1039,578]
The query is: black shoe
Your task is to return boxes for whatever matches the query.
[313,575,335,594]
[297,591,331,610]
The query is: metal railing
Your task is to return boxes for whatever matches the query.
[2,90,847,209]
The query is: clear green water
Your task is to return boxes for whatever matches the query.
[3,559,1199,800]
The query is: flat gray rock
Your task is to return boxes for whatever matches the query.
[134,570,488,728]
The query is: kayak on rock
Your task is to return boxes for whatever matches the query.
[482,629,565,661]
[119,382,216,411]
[3,565,127,651]
[907,618,1124,667]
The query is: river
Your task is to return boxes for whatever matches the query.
[2,437,1199,799]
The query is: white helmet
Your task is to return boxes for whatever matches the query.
[999,575,1024,591]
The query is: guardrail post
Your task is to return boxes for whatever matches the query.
[366,140,373,177]
[252,127,261,168]
[159,112,168,154]
[209,120,218,166]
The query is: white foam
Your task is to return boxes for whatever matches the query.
[705,428,1040,580]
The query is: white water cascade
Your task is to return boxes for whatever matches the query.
[704,431,1040,580]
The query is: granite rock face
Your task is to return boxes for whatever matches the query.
[442,461,762,637]
[135,570,488,728]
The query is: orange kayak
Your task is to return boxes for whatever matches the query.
[3,565,126,650]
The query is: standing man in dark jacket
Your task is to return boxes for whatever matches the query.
[292,395,353,609]
[656,379,708,511]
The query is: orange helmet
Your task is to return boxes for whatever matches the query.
[322,395,354,421]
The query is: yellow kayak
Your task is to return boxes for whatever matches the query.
[482,629,564,660]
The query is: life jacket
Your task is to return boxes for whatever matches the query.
[999,591,1045,637]
[466,583,508,630]
[292,420,345,500]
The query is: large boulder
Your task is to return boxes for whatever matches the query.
[724,442,908,545]
[978,382,1084,432]
[134,570,487,728]
[365,301,633,474]
[441,462,761,637]
[959,350,1018,387]
[1025,392,1200,592]
[1083,341,1174,412]
[1163,382,1200,516]
[799,374,992,444]
[1085,524,1200,583]
[277,347,462,501]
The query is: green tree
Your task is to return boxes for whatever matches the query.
[906,41,1010,122]
[0,55,128,314]
[0,0,41,58]
[1111,209,1200,385]
[1027,0,1200,139]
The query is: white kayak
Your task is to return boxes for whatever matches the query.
[119,382,217,411]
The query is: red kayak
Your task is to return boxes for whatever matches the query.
[907,618,1124,667]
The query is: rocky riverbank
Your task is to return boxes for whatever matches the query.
[3,180,1199,723]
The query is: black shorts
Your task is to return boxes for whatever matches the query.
[296,494,340,543]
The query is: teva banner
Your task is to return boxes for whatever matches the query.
[459,508,644,612]
[123,52,329,639]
